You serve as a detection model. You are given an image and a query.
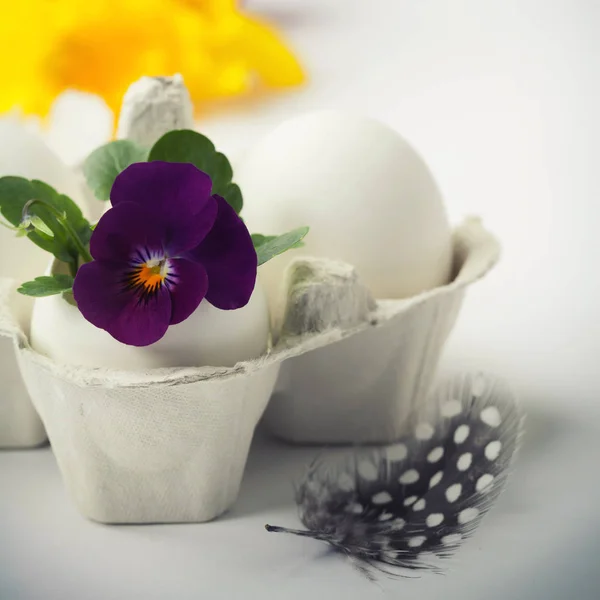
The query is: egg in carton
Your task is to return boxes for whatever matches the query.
[4,284,281,523]
[0,76,210,449]
[0,117,90,448]
[239,110,501,443]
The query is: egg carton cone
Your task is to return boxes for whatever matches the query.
[115,74,195,148]
[263,216,500,444]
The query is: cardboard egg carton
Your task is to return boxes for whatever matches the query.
[0,76,500,524]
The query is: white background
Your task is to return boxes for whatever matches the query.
[1,0,600,598]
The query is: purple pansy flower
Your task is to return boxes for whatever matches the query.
[73,161,257,346]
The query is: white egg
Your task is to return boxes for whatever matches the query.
[46,90,114,167]
[0,117,87,221]
[238,110,453,306]
[30,260,270,369]
[0,117,89,328]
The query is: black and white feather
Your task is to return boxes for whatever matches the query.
[266,372,525,576]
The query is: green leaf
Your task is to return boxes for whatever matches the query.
[41,182,93,247]
[252,233,305,251]
[251,234,277,248]
[210,152,233,192]
[254,227,309,266]
[148,130,243,214]
[17,214,55,241]
[27,215,54,237]
[83,140,149,201]
[0,176,92,264]
[17,274,74,297]
[222,183,243,215]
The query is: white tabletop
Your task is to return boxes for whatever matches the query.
[2,0,600,598]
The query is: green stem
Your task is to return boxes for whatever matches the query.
[61,217,94,263]
[67,260,78,278]
[22,199,93,264]
[0,217,17,231]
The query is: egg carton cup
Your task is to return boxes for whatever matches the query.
[0,285,46,448]
[263,216,501,444]
[0,283,368,522]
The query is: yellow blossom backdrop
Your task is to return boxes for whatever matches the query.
[0,0,304,117]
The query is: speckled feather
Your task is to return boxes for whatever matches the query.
[266,373,524,576]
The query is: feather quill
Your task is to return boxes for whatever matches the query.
[266,372,524,576]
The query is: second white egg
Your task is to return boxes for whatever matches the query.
[238,110,454,307]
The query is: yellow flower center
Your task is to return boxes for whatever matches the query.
[131,260,169,292]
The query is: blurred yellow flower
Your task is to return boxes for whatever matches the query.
[0,0,304,116]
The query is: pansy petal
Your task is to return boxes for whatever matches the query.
[189,195,257,310]
[165,194,218,256]
[73,261,172,346]
[90,201,165,263]
[111,162,215,249]
[167,258,209,325]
